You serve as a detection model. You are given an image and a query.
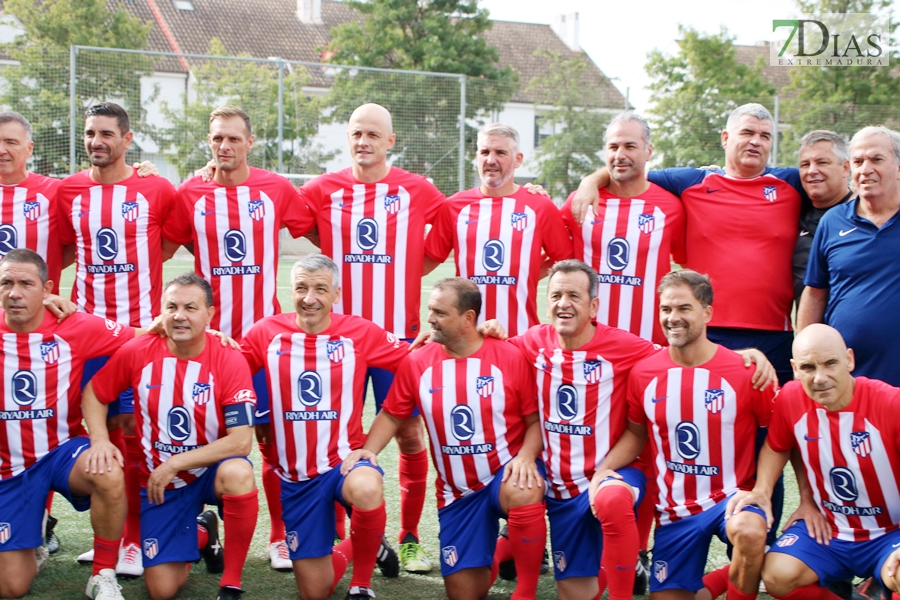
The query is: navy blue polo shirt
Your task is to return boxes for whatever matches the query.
[805,199,900,385]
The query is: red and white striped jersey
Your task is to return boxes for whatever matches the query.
[768,378,900,542]
[91,333,256,489]
[166,169,313,340]
[58,170,176,327]
[242,312,410,482]
[383,337,537,509]
[0,310,133,480]
[510,323,657,499]
[299,167,444,338]
[627,347,774,525]
[0,173,64,293]
[561,184,685,346]
[426,187,572,337]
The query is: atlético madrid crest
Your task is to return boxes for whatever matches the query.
[143,538,158,559]
[0,523,10,544]
[384,194,401,215]
[476,375,494,398]
[442,545,458,567]
[122,202,139,222]
[248,199,265,221]
[511,212,528,231]
[583,360,602,384]
[638,213,655,234]
[776,533,799,547]
[704,389,725,414]
[851,431,872,458]
[40,341,60,365]
[24,201,40,221]
[327,340,345,364]
[192,382,212,405]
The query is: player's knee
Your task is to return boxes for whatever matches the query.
[82,462,125,496]
[727,511,767,552]
[145,574,184,600]
[296,577,331,600]
[760,556,803,598]
[345,468,384,510]
[594,483,634,523]
[0,574,33,599]
[501,481,544,508]
[216,459,256,495]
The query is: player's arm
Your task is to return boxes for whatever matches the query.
[725,441,789,528]
[796,285,828,331]
[61,244,76,269]
[42,293,78,322]
[502,411,544,490]
[423,255,441,276]
[161,238,181,262]
[134,161,160,177]
[81,381,124,475]
[783,447,830,545]
[589,420,648,509]
[570,167,610,224]
[340,410,404,474]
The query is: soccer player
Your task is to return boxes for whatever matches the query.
[425,122,572,338]
[298,103,445,572]
[798,126,900,386]
[0,249,138,600]
[165,105,313,571]
[726,324,900,600]
[57,102,180,576]
[81,273,258,600]
[598,269,775,600]
[241,255,407,600]
[342,277,546,600]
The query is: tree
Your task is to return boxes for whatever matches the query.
[157,39,334,180]
[0,0,153,175]
[324,0,518,194]
[644,26,775,168]
[526,50,610,202]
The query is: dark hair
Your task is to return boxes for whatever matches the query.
[163,272,213,307]
[433,277,482,317]
[1,248,48,283]
[658,269,713,307]
[547,259,599,301]
[85,102,130,134]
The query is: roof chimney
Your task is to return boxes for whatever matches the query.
[297,0,323,24]
[551,13,580,52]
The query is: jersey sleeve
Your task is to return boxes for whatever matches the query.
[751,370,777,428]
[163,187,195,246]
[803,216,831,288]
[381,355,419,420]
[240,321,266,373]
[765,383,798,453]
[215,345,257,429]
[90,342,136,404]
[647,168,710,197]
[424,201,456,262]
[278,178,316,238]
[421,180,446,225]
[539,200,574,262]
[75,315,136,359]
[667,198,688,266]
[361,321,411,371]
[56,184,77,246]
[626,368,648,425]
[512,350,538,416]
[155,180,179,243]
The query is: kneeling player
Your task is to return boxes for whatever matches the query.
[82,273,258,600]
[344,278,546,600]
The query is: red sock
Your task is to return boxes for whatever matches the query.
[122,434,142,547]
[349,502,387,589]
[507,502,546,599]
[728,580,759,600]
[703,565,730,599]
[595,485,639,600]
[197,523,209,550]
[335,503,347,540]
[260,449,285,544]
[489,535,513,587]
[770,584,843,600]
[220,490,259,589]
[45,492,54,512]
[398,449,428,542]
[92,535,119,575]
[329,538,354,595]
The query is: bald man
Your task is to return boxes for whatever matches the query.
[727,324,900,600]
[297,103,444,572]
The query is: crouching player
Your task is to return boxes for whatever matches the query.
[81,273,258,600]
[241,255,408,600]
[343,278,546,600]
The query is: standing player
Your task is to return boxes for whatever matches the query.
[57,102,179,576]
[342,278,546,600]
[165,105,313,571]
[241,255,407,600]
[598,269,774,600]
[727,324,900,600]
[298,103,445,572]
[425,123,572,338]
[0,249,137,600]
[82,273,258,600]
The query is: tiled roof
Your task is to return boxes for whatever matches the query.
[732,41,793,92]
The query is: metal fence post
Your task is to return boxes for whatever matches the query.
[772,94,779,167]
[277,58,284,173]
[458,75,467,192]
[69,45,77,175]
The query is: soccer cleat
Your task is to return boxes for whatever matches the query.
[44,514,60,555]
[345,585,377,599]
[853,578,887,600]
[197,510,224,574]
[375,538,400,578]
[85,568,125,600]
[398,532,433,575]
[496,524,516,581]
[116,543,144,578]
[77,548,95,564]
[215,586,244,600]
[34,545,50,573]
[633,549,650,595]
[267,540,293,572]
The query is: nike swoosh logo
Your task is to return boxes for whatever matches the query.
[893,542,900,548]
[839,228,857,236]
[521,537,543,543]
[429,386,444,394]
[706,189,721,194]
[591,219,605,225]
[71,443,89,458]
[652,396,667,403]
[276,349,291,355]
[616,565,633,571]
[77,210,90,217]
[799,230,810,236]
[465,219,477,225]
[339,202,350,208]
[146,383,163,389]
[201,209,215,216]
[254,409,270,419]
[804,435,821,441]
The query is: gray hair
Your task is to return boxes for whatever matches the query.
[726,103,773,132]
[478,123,520,152]
[163,272,213,307]
[0,112,32,141]
[606,111,652,146]
[547,259,600,302]
[799,130,849,163]
[291,254,340,288]
[850,125,900,163]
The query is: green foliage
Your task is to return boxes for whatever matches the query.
[645,26,775,168]
[526,50,610,202]
[157,39,335,180]
[0,0,153,175]
[325,0,518,194]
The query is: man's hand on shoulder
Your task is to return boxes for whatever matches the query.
[43,294,77,322]
[476,319,507,340]
[134,161,160,178]
[736,348,776,391]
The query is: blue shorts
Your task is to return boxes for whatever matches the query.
[769,522,900,587]
[139,457,250,566]
[250,369,269,425]
[367,338,418,417]
[546,466,646,580]
[706,327,794,387]
[0,437,92,550]
[83,356,134,417]
[281,459,383,560]
[650,497,767,593]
